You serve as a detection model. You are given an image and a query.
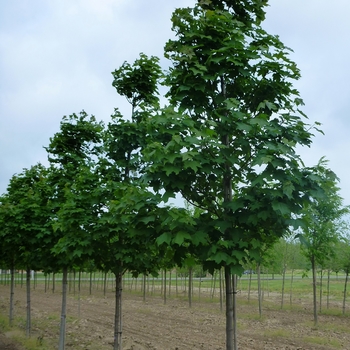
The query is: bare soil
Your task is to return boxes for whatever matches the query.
[1,283,350,349]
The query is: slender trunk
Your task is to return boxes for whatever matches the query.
[77,270,81,293]
[26,268,31,337]
[225,267,234,350]
[52,273,56,293]
[104,272,107,297]
[211,271,217,300]
[281,265,286,309]
[232,274,238,350]
[9,267,15,326]
[175,269,178,297]
[160,270,163,296]
[73,270,76,296]
[89,271,92,295]
[219,268,223,312]
[342,270,349,315]
[58,268,68,350]
[168,270,172,297]
[319,269,323,313]
[257,264,262,317]
[188,267,192,308]
[289,268,294,306]
[114,271,123,350]
[33,271,36,290]
[327,269,330,309]
[143,274,146,302]
[248,272,252,302]
[163,269,167,305]
[311,256,318,326]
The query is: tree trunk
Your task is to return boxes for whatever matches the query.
[168,270,172,297]
[104,272,107,297]
[319,269,323,313]
[114,271,123,350]
[232,274,238,350]
[52,273,56,293]
[219,268,223,312]
[342,270,349,315]
[175,268,178,297]
[327,269,330,309]
[257,264,262,318]
[58,268,68,350]
[248,271,252,302]
[26,268,31,338]
[143,274,146,302]
[163,269,167,304]
[281,264,286,309]
[211,271,217,300]
[289,268,294,306]
[225,267,234,350]
[9,267,15,326]
[188,267,193,308]
[311,255,318,326]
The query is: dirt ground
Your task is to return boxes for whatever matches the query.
[1,283,350,350]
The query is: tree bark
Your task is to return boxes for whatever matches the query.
[52,273,56,293]
[114,271,123,350]
[58,268,68,350]
[257,264,262,318]
[163,269,167,305]
[232,274,238,350]
[219,268,223,312]
[188,267,193,308]
[26,268,31,338]
[281,264,286,309]
[143,274,146,302]
[225,267,234,350]
[248,272,252,302]
[342,270,349,315]
[319,269,323,313]
[327,269,330,309]
[311,255,318,326]
[9,267,15,326]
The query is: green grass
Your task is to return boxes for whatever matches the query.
[303,335,342,348]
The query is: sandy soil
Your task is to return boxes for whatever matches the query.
[0,283,350,349]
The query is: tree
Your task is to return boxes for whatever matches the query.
[91,53,165,350]
[299,158,349,325]
[143,1,322,349]
[45,111,104,350]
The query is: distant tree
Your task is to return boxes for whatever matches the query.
[299,158,349,325]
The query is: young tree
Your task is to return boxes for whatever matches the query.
[144,1,322,349]
[299,158,349,325]
[45,111,104,350]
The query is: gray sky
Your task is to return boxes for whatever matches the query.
[1,0,349,206]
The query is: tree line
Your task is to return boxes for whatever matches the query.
[0,1,349,349]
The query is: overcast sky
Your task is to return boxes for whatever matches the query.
[1,0,349,207]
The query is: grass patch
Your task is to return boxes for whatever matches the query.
[303,335,342,348]
[5,329,51,350]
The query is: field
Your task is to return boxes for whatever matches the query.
[1,272,350,349]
